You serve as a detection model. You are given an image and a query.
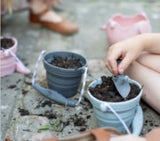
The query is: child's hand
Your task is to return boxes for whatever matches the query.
[106,36,143,75]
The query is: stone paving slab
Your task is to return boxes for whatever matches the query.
[1,0,160,141]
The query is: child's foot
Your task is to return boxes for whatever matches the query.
[29,0,78,35]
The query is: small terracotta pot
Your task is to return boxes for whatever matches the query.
[101,13,152,46]
[0,36,30,77]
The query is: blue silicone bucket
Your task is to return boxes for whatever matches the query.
[32,51,87,107]
[87,77,143,135]
[43,51,87,98]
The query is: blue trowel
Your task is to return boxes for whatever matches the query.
[112,59,131,98]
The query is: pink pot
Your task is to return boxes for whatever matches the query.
[101,13,152,46]
[0,37,30,77]
[1,37,17,77]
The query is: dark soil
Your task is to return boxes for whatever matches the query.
[18,108,30,116]
[50,56,82,69]
[8,85,17,89]
[42,111,57,119]
[72,115,86,126]
[40,100,53,107]
[18,108,57,119]
[18,100,89,132]
[1,37,14,50]
[69,114,87,131]
[89,76,141,102]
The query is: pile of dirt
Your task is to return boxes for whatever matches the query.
[1,37,14,50]
[89,76,141,102]
[50,56,82,69]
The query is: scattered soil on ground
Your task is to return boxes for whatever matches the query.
[89,76,141,102]
[8,85,17,89]
[50,56,82,69]
[40,100,53,107]
[18,107,88,132]
[43,110,57,119]
[69,113,87,131]
[18,108,57,119]
[18,108,30,116]
[1,38,14,50]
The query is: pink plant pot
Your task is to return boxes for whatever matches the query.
[0,37,17,77]
[101,13,152,46]
[0,36,30,77]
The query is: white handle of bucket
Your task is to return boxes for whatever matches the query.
[100,103,143,135]
[2,48,30,74]
[76,67,88,106]
[32,50,46,85]
[100,102,131,134]
[32,50,87,107]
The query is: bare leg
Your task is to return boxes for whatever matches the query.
[125,61,160,113]
[137,52,160,73]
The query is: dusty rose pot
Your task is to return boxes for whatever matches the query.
[0,37,30,77]
[101,13,152,46]
[0,37,17,77]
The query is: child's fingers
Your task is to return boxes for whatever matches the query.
[106,56,119,75]
[118,54,132,74]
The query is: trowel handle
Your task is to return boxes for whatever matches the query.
[117,58,122,65]
[33,83,77,106]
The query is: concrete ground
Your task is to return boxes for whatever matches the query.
[1,0,160,141]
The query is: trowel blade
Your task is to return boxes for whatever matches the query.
[112,75,131,98]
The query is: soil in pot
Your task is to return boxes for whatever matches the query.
[89,76,141,102]
[1,37,14,50]
[50,56,82,69]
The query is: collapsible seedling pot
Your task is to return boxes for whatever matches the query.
[32,51,87,107]
[101,13,151,46]
[0,36,30,77]
[0,37,17,77]
[87,76,143,135]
